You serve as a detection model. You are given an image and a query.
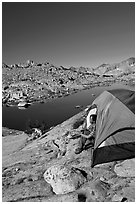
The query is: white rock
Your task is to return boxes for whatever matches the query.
[112,194,124,202]
[18,101,28,107]
[114,159,135,177]
[43,164,86,194]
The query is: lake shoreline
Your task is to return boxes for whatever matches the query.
[3,79,134,108]
[2,81,135,134]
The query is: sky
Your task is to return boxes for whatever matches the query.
[2,2,135,68]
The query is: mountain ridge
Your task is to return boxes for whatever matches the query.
[2,57,135,106]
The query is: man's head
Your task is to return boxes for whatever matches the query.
[85,104,97,129]
[82,104,97,137]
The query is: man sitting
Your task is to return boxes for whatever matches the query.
[75,104,97,154]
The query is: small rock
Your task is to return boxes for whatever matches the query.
[31,175,39,181]
[75,105,81,109]
[112,194,124,202]
[53,137,67,157]
[94,179,110,198]
[128,179,135,187]
[100,177,105,182]
[78,178,110,202]
[43,164,86,194]
[18,101,28,107]
[114,159,135,177]
[15,168,20,172]
[24,178,32,183]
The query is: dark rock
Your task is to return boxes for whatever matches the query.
[78,192,87,202]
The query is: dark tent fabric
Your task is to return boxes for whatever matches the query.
[90,89,135,167]
[92,142,135,167]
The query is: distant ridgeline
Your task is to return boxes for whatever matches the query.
[2,57,135,75]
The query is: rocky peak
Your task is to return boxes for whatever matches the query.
[121,57,135,66]
[2,63,9,68]
[26,60,34,66]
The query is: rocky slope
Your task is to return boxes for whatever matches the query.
[2,57,135,201]
[2,57,135,106]
[2,110,135,202]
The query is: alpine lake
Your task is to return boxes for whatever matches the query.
[2,83,134,131]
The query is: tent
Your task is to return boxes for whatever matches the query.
[90,89,135,167]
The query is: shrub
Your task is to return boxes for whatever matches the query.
[73,117,85,129]
[25,119,48,134]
